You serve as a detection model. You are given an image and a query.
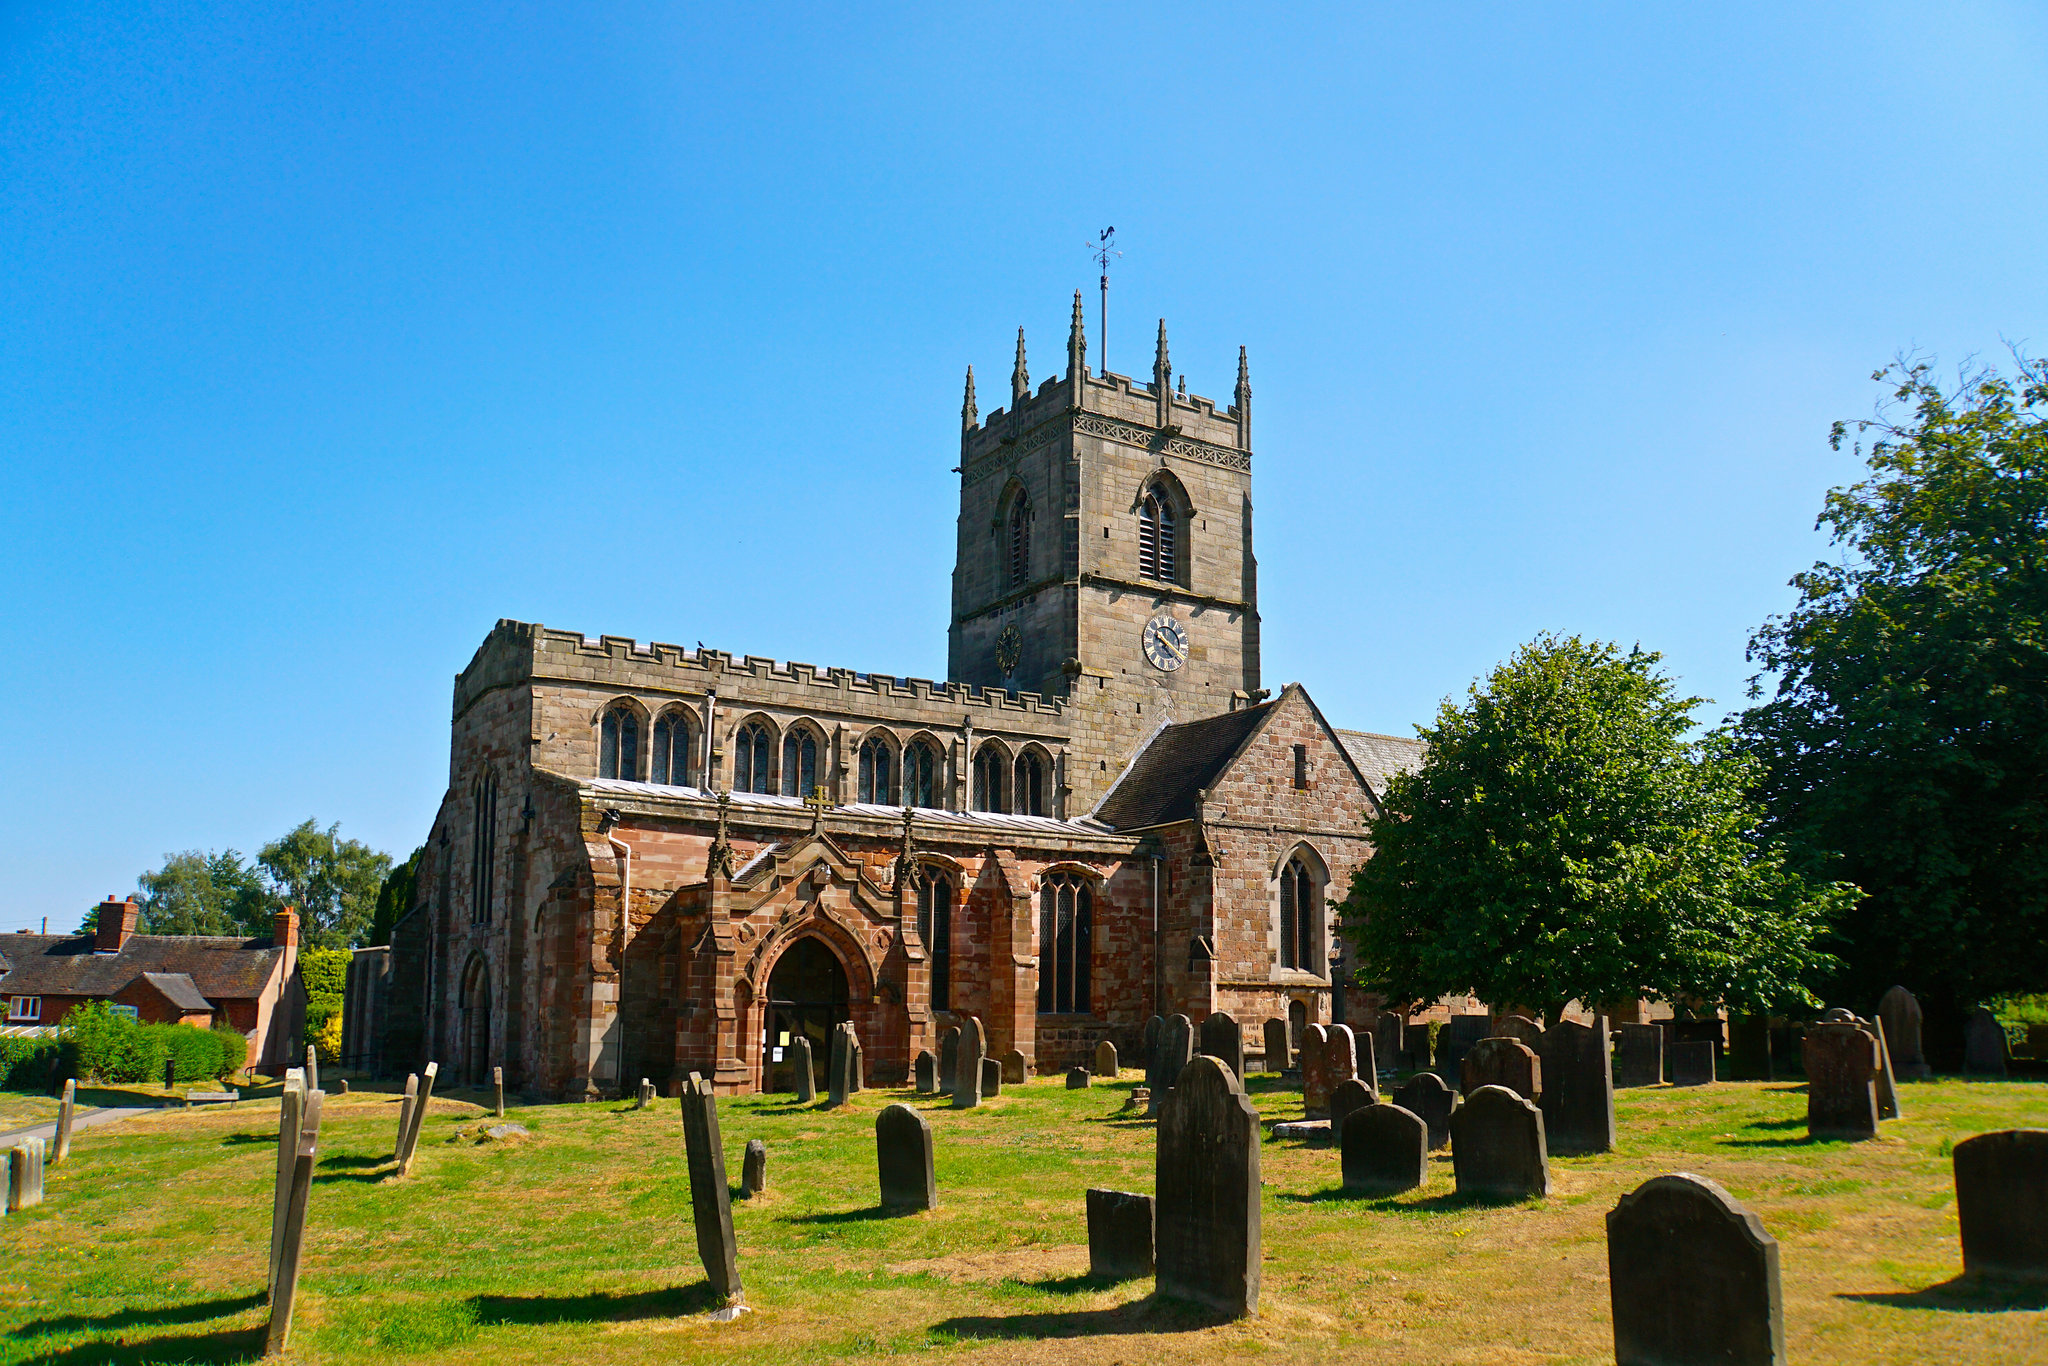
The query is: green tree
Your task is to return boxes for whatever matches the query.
[257,820,392,949]
[1339,634,1853,1022]
[1739,355,2048,1049]
[136,850,277,936]
[370,844,425,947]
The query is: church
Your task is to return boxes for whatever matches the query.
[379,294,1421,1098]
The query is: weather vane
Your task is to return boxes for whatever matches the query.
[1087,226,1120,377]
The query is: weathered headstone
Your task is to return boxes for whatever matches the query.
[740,1138,767,1199]
[1327,1024,1360,1097]
[1341,1102,1428,1195]
[1953,1129,2048,1279]
[1086,1188,1155,1279]
[876,1102,936,1211]
[396,1062,438,1176]
[492,1065,505,1118]
[1200,1010,1245,1080]
[952,1016,985,1109]
[393,1073,417,1159]
[304,1044,319,1095]
[1000,1049,1027,1085]
[1876,986,1932,1080]
[1067,1067,1091,1089]
[1156,1055,1261,1317]
[1437,1014,1491,1088]
[827,1024,857,1108]
[849,1038,864,1092]
[636,1077,653,1110]
[1614,1023,1664,1088]
[1451,1084,1549,1200]
[53,1079,76,1165]
[1300,1023,1332,1116]
[1374,1012,1405,1077]
[1726,1013,1773,1082]
[1263,1016,1290,1073]
[1607,1173,1784,1366]
[1534,1016,1616,1156]
[335,1078,349,1095]
[1668,1040,1716,1087]
[938,1026,961,1089]
[263,1089,324,1357]
[164,1056,176,1091]
[1329,1077,1376,1139]
[913,1050,936,1094]
[1150,1014,1193,1115]
[1964,1007,2008,1077]
[1493,1014,1543,1047]
[981,1056,1002,1097]
[1129,1086,1151,1112]
[1461,1037,1541,1102]
[6,1138,44,1211]
[680,1074,742,1305]
[784,1034,815,1103]
[1860,1016,1901,1121]
[1392,1072,1456,1151]
[1802,1022,1880,1140]
[269,1081,304,1299]
[1093,1039,1119,1078]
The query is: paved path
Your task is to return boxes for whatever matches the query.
[0,1105,160,1148]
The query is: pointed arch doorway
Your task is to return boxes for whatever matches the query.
[764,936,849,1094]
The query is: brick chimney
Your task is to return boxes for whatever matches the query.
[272,906,300,949]
[95,895,140,953]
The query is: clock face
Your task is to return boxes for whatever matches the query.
[1143,615,1188,672]
[996,623,1022,676]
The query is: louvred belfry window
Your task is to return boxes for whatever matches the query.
[1138,487,1176,582]
[1009,494,1032,587]
[1037,874,1093,1014]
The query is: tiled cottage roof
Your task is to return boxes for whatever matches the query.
[1091,702,1278,831]
[138,972,214,1013]
[0,933,288,1001]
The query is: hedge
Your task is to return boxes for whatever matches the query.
[51,1002,245,1084]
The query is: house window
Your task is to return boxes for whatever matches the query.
[1293,743,1309,790]
[470,772,498,924]
[1008,492,1032,587]
[652,712,693,786]
[1037,874,1093,1014]
[780,730,819,799]
[1280,855,1319,972]
[734,723,772,794]
[918,869,954,1011]
[5,996,39,1023]
[1014,750,1046,817]
[971,747,1006,813]
[858,738,894,805]
[1138,485,1177,582]
[600,705,640,781]
[904,741,941,809]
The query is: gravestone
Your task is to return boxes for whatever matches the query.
[1437,1014,1491,1088]
[1150,1014,1192,1115]
[1608,1173,1784,1366]
[826,1025,857,1109]
[850,1039,864,1092]
[1461,1037,1541,1102]
[981,1056,1002,1097]
[53,1079,75,1165]
[335,1079,348,1095]
[1094,1039,1119,1078]
[1341,1102,1428,1195]
[1327,1024,1360,1097]
[393,1073,417,1158]
[1964,1007,2008,1077]
[269,1081,304,1298]
[1726,1013,1773,1082]
[1668,1041,1716,1087]
[1664,1017,1725,1069]
[876,1103,936,1211]
[789,1035,816,1103]
[1200,1010,1245,1081]
[6,1138,44,1211]
[263,1089,324,1357]
[1392,1072,1456,1151]
[1451,1084,1549,1200]
[164,1057,176,1091]
[680,1074,742,1304]
[1876,986,1932,1080]
[913,1050,936,1094]
[938,1026,961,1090]
[1330,1077,1376,1139]
[1263,1017,1290,1073]
[1802,1022,1879,1141]
[1001,1049,1027,1085]
[1067,1066,1091,1088]
[397,1062,438,1176]
[1614,1023,1665,1088]
[1534,1016,1616,1156]
[1953,1129,2048,1278]
[1086,1188,1155,1279]
[1156,1056,1261,1317]
[305,1044,319,1094]
[1860,1016,1901,1120]
[637,1078,653,1110]
[1300,1024,1332,1117]
[1129,1086,1151,1112]
[1493,1014,1543,1046]
[952,1016,985,1109]
[1374,1013,1405,1077]
[492,1066,505,1118]
[740,1139,767,1199]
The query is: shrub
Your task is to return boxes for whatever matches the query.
[145,1023,226,1083]
[300,947,349,1002]
[54,1003,241,1083]
[0,1035,61,1091]
[213,1025,249,1078]
[310,1011,342,1063]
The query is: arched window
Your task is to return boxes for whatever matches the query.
[734,722,772,794]
[1037,873,1093,1014]
[858,737,894,805]
[903,740,941,809]
[1014,750,1046,817]
[600,705,640,781]
[781,728,819,798]
[652,712,693,787]
[971,746,1006,812]
[1138,484,1178,582]
[1279,854,1319,972]
[917,867,954,1011]
[469,772,497,924]
[1008,491,1033,587]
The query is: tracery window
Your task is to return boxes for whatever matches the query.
[781,729,819,799]
[858,737,894,805]
[1014,750,1046,817]
[652,712,693,787]
[1037,873,1092,1014]
[1279,854,1319,972]
[917,868,954,1011]
[1138,484,1177,582]
[470,771,497,924]
[903,740,941,809]
[600,705,640,781]
[971,746,1006,813]
[1008,491,1032,587]
[733,722,772,794]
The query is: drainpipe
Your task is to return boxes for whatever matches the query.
[1151,855,1162,1019]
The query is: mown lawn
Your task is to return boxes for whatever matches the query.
[5,1070,2045,1365]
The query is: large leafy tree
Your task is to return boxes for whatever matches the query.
[1739,356,2048,1048]
[370,845,425,947]
[1339,634,1853,1022]
[257,820,393,949]
[137,849,277,936]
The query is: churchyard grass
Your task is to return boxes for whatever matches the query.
[3,1074,2044,1364]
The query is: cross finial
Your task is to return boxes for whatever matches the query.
[1012,327,1029,403]
[804,785,834,832]
[962,365,977,432]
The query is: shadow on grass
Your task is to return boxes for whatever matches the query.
[932,1292,1230,1341]
[786,1205,921,1224]
[1275,1186,1506,1211]
[216,1133,273,1147]
[1021,1271,1124,1295]
[313,1166,394,1185]
[15,1327,265,1365]
[1743,1116,1808,1131]
[1841,1274,2048,1313]
[471,1283,720,1325]
[317,1154,387,1170]
[11,1294,265,1340]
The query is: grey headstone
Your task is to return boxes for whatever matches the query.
[1726,1013,1773,1082]
[1301,1023,1332,1117]
[1327,1024,1361,1098]
[1534,1016,1616,1156]
[1614,1023,1665,1087]
[913,1050,936,1094]
[680,1074,742,1304]
[1392,1072,1455,1151]
[262,1089,324,1357]
[1374,1013,1405,1078]
[740,1139,767,1199]
[1086,1188,1155,1279]
[1200,1011,1244,1080]
[876,1103,936,1211]
[492,1065,504,1118]
[1608,1173,1784,1366]
[1876,986,1932,1080]
[1093,1039,1119,1078]
[789,1034,816,1103]
[1954,1129,2048,1278]
[1859,1016,1901,1120]
[827,1025,858,1108]
[938,1026,961,1090]
[1451,1084,1549,1200]
[1000,1049,1027,1085]
[1493,1014,1543,1046]
[1150,1014,1192,1115]
[53,1079,75,1165]
[1438,1014,1491,1088]
[1342,1102,1428,1195]
[1156,1056,1261,1317]
[1668,1040,1716,1087]
[394,1073,417,1158]
[1067,1067,1091,1089]
[952,1016,985,1109]
[637,1077,652,1110]
[981,1056,1002,1097]
[1964,1006,2008,1077]
[1461,1037,1541,1102]
[1263,1017,1290,1073]
[1802,1022,1879,1141]
[1330,1077,1376,1139]
[304,1045,319,1095]
[849,1038,863,1092]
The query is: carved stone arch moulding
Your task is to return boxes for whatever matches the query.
[740,911,878,1001]
[1272,840,1331,883]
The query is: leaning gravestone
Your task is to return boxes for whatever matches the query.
[981,1056,1002,1098]
[393,1073,417,1159]
[1156,1056,1261,1317]
[1614,1023,1665,1088]
[1375,1012,1405,1077]
[1392,1072,1456,1151]
[826,1025,857,1109]
[876,1103,936,1211]
[849,1038,864,1092]
[1953,1129,2048,1278]
[1300,1024,1332,1116]
[1094,1039,1119,1078]
[1200,1010,1245,1081]
[1452,1084,1549,1200]
[952,1016,986,1109]
[1608,1173,1784,1366]
[938,1026,961,1090]
[1535,1016,1616,1156]
[1461,1037,1541,1102]
[740,1139,767,1199]
[1668,1040,1716,1087]
[1067,1067,1091,1088]
[789,1034,817,1103]
[263,1089,324,1356]
[1342,1102,1428,1195]
[680,1074,742,1305]
[913,1049,936,1094]
[1086,1188,1155,1279]
[1859,1016,1901,1121]
[1330,1077,1376,1139]
[305,1044,320,1095]
[1802,1022,1880,1141]
[53,1079,76,1165]
[1964,1007,2008,1077]
[1263,1017,1290,1073]
[1877,986,1932,1080]
[396,1062,438,1176]
[1493,1014,1543,1047]
[1001,1049,1027,1086]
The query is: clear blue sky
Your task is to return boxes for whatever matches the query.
[3,4,2043,930]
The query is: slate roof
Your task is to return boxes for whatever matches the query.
[584,779,1106,835]
[139,972,214,1013]
[1091,702,1278,831]
[1336,729,1425,793]
[0,933,288,1001]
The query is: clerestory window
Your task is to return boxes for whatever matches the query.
[971,746,1006,813]
[652,711,693,787]
[780,730,819,799]
[734,723,772,794]
[858,737,895,805]
[903,740,941,809]
[600,705,640,781]
[1014,750,1046,817]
